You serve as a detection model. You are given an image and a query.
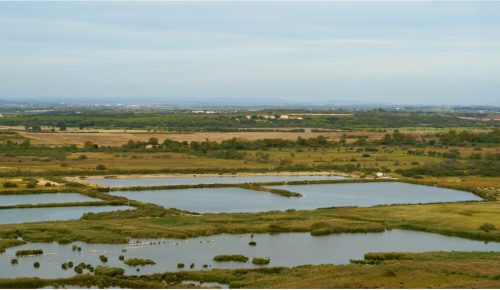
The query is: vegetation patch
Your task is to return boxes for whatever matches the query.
[213,255,249,263]
[252,257,270,265]
[123,258,156,266]
[15,249,43,256]
[94,266,125,277]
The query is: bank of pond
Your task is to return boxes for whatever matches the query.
[0,230,498,279]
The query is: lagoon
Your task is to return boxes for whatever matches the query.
[0,230,498,279]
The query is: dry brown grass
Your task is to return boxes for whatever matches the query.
[19,131,386,147]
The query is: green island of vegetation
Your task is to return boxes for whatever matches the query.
[123,258,156,266]
[15,249,43,257]
[213,255,249,263]
[252,257,271,265]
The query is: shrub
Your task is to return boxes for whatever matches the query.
[479,223,497,232]
[15,249,43,257]
[11,258,18,265]
[99,255,108,263]
[123,258,156,266]
[3,181,17,188]
[177,263,185,268]
[213,255,249,263]
[252,257,270,265]
[74,266,83,274]
[249,241,257,246]
[33,262,40,268]
[78,155,88,160]
[26,181,37,188]
[96,164,107,170]
[94,266,125,277]
[119,255,125,261]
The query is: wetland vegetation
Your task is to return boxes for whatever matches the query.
[0,108,498,288]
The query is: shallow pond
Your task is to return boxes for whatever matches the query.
[267,182,482,207]
[0,206,134,224]
[88,175,345,187]
[0,193,100,207]
[0,230,498,279]
[110,182,480,213]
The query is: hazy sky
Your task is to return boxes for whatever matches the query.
[1,1,499,105]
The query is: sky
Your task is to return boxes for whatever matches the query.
[0,1,499,106]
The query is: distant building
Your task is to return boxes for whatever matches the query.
[279,115,290,120]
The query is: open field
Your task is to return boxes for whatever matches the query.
[19,131,387,147]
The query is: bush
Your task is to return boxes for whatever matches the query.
[33,262,40,268]
[249,241,257,246]
[78,155,88,160]
[479,223,497,232]
[119,255,125,261]
[123,258,156,266]
[177,263,185,268]
[99,255,108,263]
[96,164,107,170]
[213,255,249,263]
[3,181,17,188]
[26,181,37,188]
[11,258,18,265]
[252,257,270,265]
[94,266,124,277]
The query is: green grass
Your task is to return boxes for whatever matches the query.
[213,255,249,263]
[123,258,156,266]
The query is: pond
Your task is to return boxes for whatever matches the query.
[0,230,498,279]
[0,206,134,224]
[109,182,481,213]
[88,174,345,187]
[0,193,100,207]
[266,182,482,207]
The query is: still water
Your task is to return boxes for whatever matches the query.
[88,175,345,187]
[0,230,498,278]
[0,206,134,224]
[0,193,100,207]
[110,182,480,213]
